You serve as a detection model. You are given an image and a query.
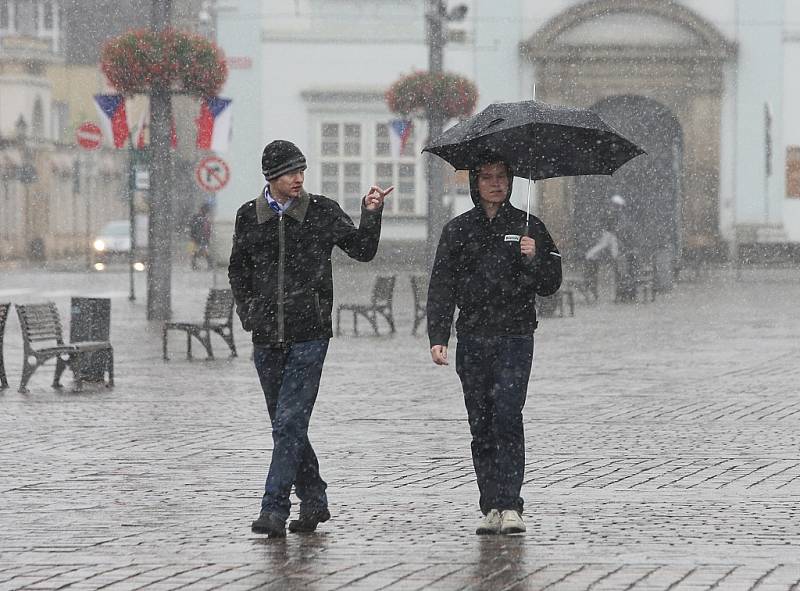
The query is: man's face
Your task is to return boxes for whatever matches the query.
[270,169,305,200]
[476,162,509,205]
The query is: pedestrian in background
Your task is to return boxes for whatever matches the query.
[189,203,213,270]
[228,140,393,538]
[583,194,625,301]
[427,154,562,535]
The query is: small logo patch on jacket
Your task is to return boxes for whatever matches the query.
[504,234,521,242]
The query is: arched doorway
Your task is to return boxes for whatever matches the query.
[574,96,683,289]
[521,0,736,277]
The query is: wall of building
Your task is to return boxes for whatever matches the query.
[734,0,785,231]
[213,0,800,262]
[782,1,800,241]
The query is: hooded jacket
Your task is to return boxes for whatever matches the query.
[427,171,562,347]
[228,189,382,345]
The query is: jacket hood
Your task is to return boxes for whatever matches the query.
[468,165,515,206]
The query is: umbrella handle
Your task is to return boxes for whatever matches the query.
[525,175,533,237]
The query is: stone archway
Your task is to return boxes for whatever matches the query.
[521,0,736,267]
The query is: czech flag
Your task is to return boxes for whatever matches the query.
[93,94,129,148]
[389,119,413,159]
[196,96,232,153]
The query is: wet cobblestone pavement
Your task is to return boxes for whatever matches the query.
[1,265,799,590]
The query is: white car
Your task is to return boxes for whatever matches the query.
[92,216,149,270]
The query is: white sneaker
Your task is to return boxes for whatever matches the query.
[500,510,526,534]
[475,509,502,535]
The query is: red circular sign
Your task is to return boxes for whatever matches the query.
[76,122,102,150]
[195,156,230,192]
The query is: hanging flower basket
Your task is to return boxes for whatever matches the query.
[101,28,227,96]
[386,71,478,119]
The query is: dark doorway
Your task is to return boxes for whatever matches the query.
[574,95,683,290]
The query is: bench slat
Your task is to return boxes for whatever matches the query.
[16,303,65,349]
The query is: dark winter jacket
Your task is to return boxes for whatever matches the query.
[427,176,562,347]
[228,189,382,345]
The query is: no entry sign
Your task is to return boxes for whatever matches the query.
[195,155,230,192]
[76,122,102,150]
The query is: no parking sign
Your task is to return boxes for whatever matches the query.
[195,155,230,192]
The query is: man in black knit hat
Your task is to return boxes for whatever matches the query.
[229,140,393,537]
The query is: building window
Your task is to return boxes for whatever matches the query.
[321,123,339,156]
[343,124,360,156]
[320,161,339,199]
[318,121,365,212]
[0,1,9,29]
[316,117,424,216]
[43,1,53,30]
[15,0,35,35]
[374,121,417,213]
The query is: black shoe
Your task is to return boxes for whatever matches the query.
[251,511,286,537]
[288,507,331,533]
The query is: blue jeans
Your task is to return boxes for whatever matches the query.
[455,335,534,515]
[254,339,329,520]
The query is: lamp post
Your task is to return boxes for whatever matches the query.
[15,115,39,261]
[424,0,467,267]
[147,0,175,321]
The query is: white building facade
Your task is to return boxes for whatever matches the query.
[214,0,800,266]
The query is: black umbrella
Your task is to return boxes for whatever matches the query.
[423,100,645,233]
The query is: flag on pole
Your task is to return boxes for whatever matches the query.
[93,94,129,148]
[196,96,232,152]
[388,119,413,159]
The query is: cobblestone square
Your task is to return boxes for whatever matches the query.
[1,266,799,590]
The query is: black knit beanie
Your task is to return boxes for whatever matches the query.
[261,140,307,180]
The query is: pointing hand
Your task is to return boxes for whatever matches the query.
[364,185,394,211]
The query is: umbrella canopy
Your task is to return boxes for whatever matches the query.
[423,100,645,180]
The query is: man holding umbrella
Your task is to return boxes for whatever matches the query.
[427,152,562,535]
[424,100,643,534]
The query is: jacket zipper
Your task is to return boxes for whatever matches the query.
[314,292,321,323]
[277,215,285,343]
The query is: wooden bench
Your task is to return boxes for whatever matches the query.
[0,303,9,390]
[336,275,396,336]
[162,288,237,360]
[15,302,114,393]
[410,275,427,336]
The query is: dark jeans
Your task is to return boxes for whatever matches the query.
[254,339,329,520]
[455,335,534,515]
